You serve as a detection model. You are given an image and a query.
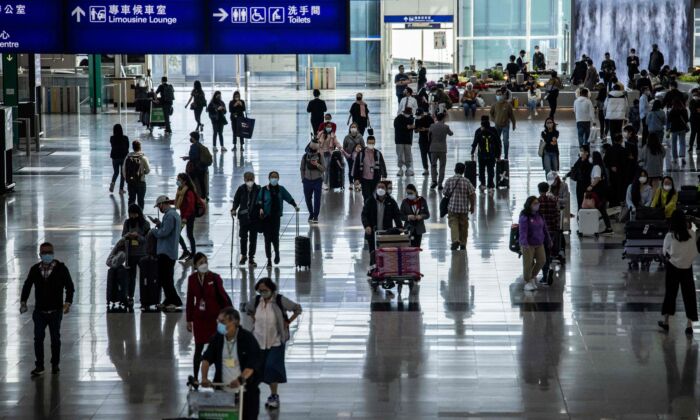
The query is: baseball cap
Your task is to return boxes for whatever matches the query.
[154,195,172,207]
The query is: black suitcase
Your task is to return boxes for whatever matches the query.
[635,206,665,221]
[328,150,344,190]
[496,159,510,188]
[107,266,129,305]
[294,213,311,269]
[509,224,521,255]
[464,160,477,187]
[624,220,668,240]
[679,187,698,205]
[138,256,161,309]
[681,204,700,218]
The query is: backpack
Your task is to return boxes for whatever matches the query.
[254,294,289,323]
[124,155,143,184]
[194,193,207,218]
[198,143,213,167]
[162,84,175,102]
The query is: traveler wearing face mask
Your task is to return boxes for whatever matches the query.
[200,308,263,420]
[547,171,571,234]
[394,107,416,177]
[414,109,433,175]
[651,176,678,219]
[668,99,690,166]
[231,172,261,267]
[307,89,327,134]
[228,91,246,150]
[348,93,370,135]
[564,145,592,209]
[519,196,552,292]
[362,181,403,269]
[461,83,479,119]
[537,182,559,286]
[186,253,232,382]
[353,136,387,201]
[182,131,211,201]
[625,169,653,216]
[489,88,516,160]
[588,151,613,234]
[300,141,325,223]
[121,204,151,305]
[317,113,336,134]
[20,242,75,377]
[429,112,454,189]
[151,195,183,311]
[471,116,501,192]
[207,90,228,152]
[317,122,342,190]
[175,173,199,262]
[400,184,430,247]
[245,277,302,410]
[123,140,150,209]
[257,172,299,267]
[444,163,477,251]
[342,123,365,184]
[540,118,560,175]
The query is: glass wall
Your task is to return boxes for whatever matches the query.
[457,0,565,71]
[151,55,240,89]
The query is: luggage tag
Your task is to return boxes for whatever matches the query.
[130,239,139,247]
[224,358,238,368]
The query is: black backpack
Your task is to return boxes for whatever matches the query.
[124,155,143,184]
[254,294,288,322]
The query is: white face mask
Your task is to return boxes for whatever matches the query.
[197,263,209,274]
[663,184,672,191]
[245,181,254,188]
[376,188,386,197]
[350,128,358,135]
[638,177,648,184]
[367,144,375,150]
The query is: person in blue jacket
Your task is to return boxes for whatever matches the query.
[257,171,299,267]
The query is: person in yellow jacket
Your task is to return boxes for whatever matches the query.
[651,176,678,219]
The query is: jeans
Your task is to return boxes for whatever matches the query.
[478,158,495,188]
[303,178,322,219]
[111,158,125,189]
[395,144,414,173]
[672,131,687,159]
[157,254,182,306]
[263,217,281,260]
[527,99,537,113]
[496,126,510,159]
[448,212,469,246]
[212,123,224,148]
[430,152,447,185]
[127,181,147,209]
[178,217,196,255]
[33,310,62,369]
[522,245,546,282]
[576,121,591,146]
[463,101,477,118]
[662,263,698,321]
[543,152,559,174]
[239,223,258,258]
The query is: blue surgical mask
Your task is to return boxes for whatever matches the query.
[406,193,417,200]
[216,321,227,335]
[269,178,279,186]
[496,95,503,102]
[176,180,182,188]
[40,254,54,264]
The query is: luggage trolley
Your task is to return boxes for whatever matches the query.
[369,230,422,296]
[148,100,166,133]
[186,375,244,419]
[622,219,668,271]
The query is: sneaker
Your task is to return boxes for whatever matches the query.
[213,147,218,152]
[323,184,329,191]
[240,145,244,151]
[222,147,227,152]
[31,368,45,377]
[430,183,437,189]
[528,115,532,120]
[524,280,537,292]
[682,158,687,166]
[459,244,466,251]
[602,228,614,235]
[479,185,487,192]
[119,189,125,194]
[658,320,670,332]
[274,254,280,265]
[535,111,539,116]
[249,258,257,268]
[239,256,247,265]
[266,394,280,409]
[178,251,191,261]
[396,170,404,177]
[422,170,429,175]
[52,365,60,374]
[109,182,115,193]
[406,170,415,177]
[450,242,459,251]
[267,258,273,267]
[312,217,319,224]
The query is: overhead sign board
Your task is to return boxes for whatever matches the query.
[0,1,64,52]
[0,0,350,53]
[383,15,453,24]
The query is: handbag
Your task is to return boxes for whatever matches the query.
[236,112,256,139]
[439,194,450,218]
[538,139,545,157]
[367,120,374,137]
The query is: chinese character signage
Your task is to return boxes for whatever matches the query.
[0,0,349,53]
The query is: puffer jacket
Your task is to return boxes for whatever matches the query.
[604,90,629,120]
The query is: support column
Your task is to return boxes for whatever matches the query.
[88,54,102,114]
[2,53,19,146]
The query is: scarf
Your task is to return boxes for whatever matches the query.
[356,100,367,118]
[175,186,188,209]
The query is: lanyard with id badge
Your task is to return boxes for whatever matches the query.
[225,339,238,369]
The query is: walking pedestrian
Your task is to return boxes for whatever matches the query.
[182,131,212,200]
[544,72,563,119]
[123,140,150,210]
[687,89,700,152]
[429,112,454,190]
[300,141,325,223]
[414,109,433,176]
[565,145,593,209]
[541,118,560,175]
[109,123,129,194]
[207,91,228,152]
[175,173,198,262]
[353,136,387,201]
[605,85,629,139]
[151,195,183,311]
[184,80,206,132]
[489,88,516,159]
[574,88,595,146]
[400,184,429,247]
[668,99,690,166]
[361,181,402,269]
[443,163,476,251]
[342,123,365,184]
[155,76,174,134]
[394,107,415,177]
[231,172,261,267]
[307,89,327,134]
[317,121,341,190]
[519,196,551,291]
[257,172,299,267]
[229,91,246,150]
[348,93,370,135]
[471,116,501,193]
[121,204,150,305]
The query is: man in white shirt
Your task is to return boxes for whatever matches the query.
[398,87,418,116]
[573,88,596,146]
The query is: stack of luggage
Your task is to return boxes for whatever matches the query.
[622,207,667,271]
[678,185,700,218]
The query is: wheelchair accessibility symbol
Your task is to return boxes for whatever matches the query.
[250,7,266,23]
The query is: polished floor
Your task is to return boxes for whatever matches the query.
[2,87,700,419]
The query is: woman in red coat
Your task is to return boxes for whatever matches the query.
[186,253,232,380]
[176,172,198,262]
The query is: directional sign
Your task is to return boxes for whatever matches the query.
[0,1,64,52]
[208,0,350,54]
[384,15,453,24]
[64,0,206,54]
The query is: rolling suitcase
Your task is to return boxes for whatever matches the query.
[328,150,344,190]
[107,266,129,306]
[294,212,311,269]
[577,209,602,236]
[138,255,161,310]
[509,224,521,255]
[464,160,477,187]
[496,159,510,189]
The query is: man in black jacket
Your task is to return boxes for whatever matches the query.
[353,136,387,201]
[572,54,588,85]
[470,116,502,192]
[306,89,327,135]
[200,307,262,420]
[361,181,403,268]
[231,171,261,267]
[648,44,664,76]
[604,134,628,206]
[626,48,640,86]
[601,52,616,88]
[155,76,174,133]
[532,46,545,71]
[20,242,75,377]
[393,108,415,177]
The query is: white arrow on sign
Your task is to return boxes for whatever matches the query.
[213,8,228,22]
[71,6,85,23]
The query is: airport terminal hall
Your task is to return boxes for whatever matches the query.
[6,0,700,419]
